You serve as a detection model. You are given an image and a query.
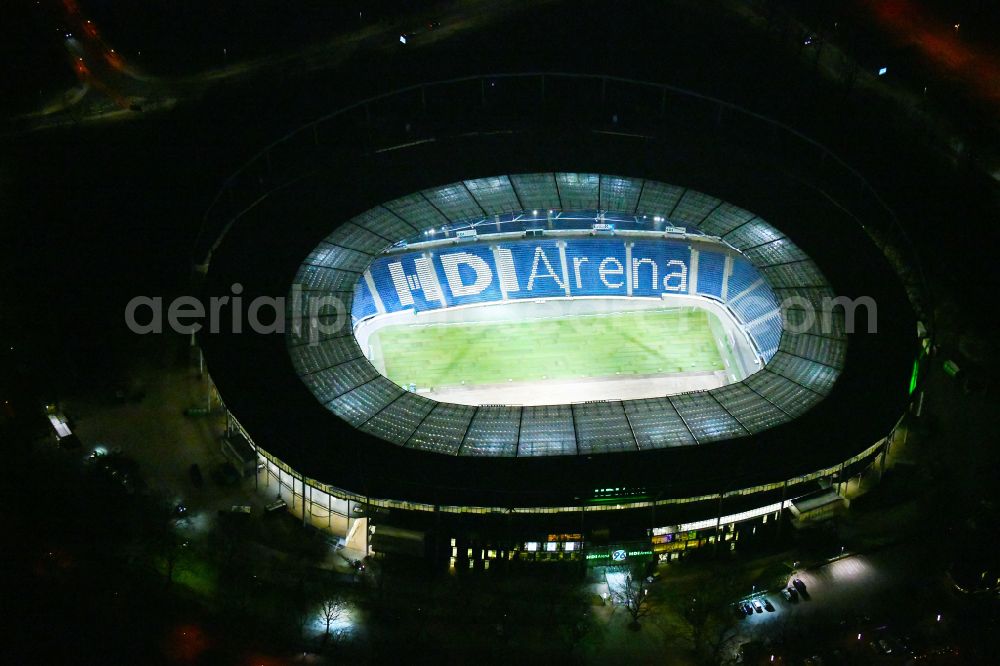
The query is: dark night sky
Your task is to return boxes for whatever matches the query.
[2,0,998,392]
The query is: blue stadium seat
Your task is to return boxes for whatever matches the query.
[748,317,782,360]
[730,283,780,324]
[563,239,628,296]
[727,258,759,300]
[431,244,503,307]
[630,239,691,297]
[350,278,378,324]
[367,253,446,313]
[696,251,725,299]
[498,239,567,300]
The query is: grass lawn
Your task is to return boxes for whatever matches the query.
[369,307,723,389]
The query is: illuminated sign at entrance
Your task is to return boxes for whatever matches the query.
[585,549,653,561]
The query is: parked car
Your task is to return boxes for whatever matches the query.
[189,463,203,488]
[792,578,807,593]
[786,586,799,600]
[763,598,775,612]
[752,600,764,613]
[93,454,143,494]
[781,588,793,601]
[742,602,754,615]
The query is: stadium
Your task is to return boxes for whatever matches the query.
[198,74,926,560]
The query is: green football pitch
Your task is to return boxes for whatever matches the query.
[367,308,724,389]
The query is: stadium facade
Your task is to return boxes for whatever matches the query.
[198,75,927,562]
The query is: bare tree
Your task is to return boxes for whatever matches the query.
[607,565,651,628]
[682,591,741,665]
[840,52,862,96]
[160,533,187,587]
[318,596,347,643]
[138,502,190,588]
[658,562,746,665]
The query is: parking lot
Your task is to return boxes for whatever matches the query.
[729,542,960,661]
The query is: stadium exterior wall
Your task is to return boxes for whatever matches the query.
[227,405,900,519]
